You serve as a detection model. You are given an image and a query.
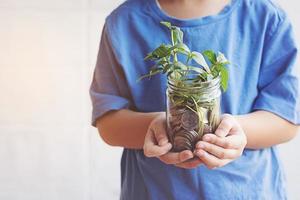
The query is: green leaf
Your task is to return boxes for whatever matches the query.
[144,53,155,61]
[187,66,206,74]
[174,61,186,70]
[167,70,174,77]
[141,21,232,92]
[175,27,183,43]
[160,21,172,29]
[217,64,229,91]
[169,43,187,52]
[191,51,211,73]
[150,65,164,71]
[175,43,190,55]
[174,61,206,77]
[203,50,217,64]
[151,44,171,59]
[157,59,168,66]
[163,64,172,73]
[171,29,176,45]
[137,67,163,82]
[196,72,208,82]
[171,27,183,45]
[216,52,229,64]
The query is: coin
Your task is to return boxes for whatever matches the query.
[173,136,193,152]
[188,130,200,142]
[170,105,190,118]
[181,110,199,131]
[173,129,197,151]
[170,107,186,117]
[176,130,194,143]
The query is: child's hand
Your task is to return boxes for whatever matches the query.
[143,113,203,169]
[194,114,247,169]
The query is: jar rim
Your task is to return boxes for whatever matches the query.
[167,75,221,90]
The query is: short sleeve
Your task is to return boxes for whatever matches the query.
[253,15,300,124]
[89,25,131,127]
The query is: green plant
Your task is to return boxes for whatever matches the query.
[139,21,230,92]
[139,21,232,151]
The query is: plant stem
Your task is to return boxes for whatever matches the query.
[184,56,191,79]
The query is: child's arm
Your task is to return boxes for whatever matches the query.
[96,109,158,149]
[97,108,298,169]
[236,110,299,149]
[194,111,298,169]
[97,109,201,168]
[144,110,297,169]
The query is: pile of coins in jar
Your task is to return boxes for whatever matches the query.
[166,76,222,152]
[167,102,215,152]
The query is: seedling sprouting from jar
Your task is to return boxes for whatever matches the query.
[139,21,231,152]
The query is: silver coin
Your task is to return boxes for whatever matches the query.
[174,137,190,147]
[170,108,186,116]
[173,133,193,151]
[174,137,188,146]
[173,141,192,152]
[176,107,186,113]
[176,130,193,143]
[188,130,200,142]
[181,110,199,131]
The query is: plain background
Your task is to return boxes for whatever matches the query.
[0,0,299,199]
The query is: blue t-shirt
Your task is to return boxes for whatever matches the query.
[90,0,299,199]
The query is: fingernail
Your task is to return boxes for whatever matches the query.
[216,130,226,137]
[167,143,172,149]
[215,130,221,136]
[203,136,210,142]
[196,150,205,157]
[198,143,205,149]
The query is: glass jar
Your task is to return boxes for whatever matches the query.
[166,76,222,152]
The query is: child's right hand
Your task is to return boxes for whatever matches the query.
[143,113,203,169]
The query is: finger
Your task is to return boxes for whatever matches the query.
[215,114,234,137]
[194,149,229,169]
[159,150,194,165]
[152,123,169,146]
[196,141,238,159]
[175,157,203,169]
[202,134,245,149]
[144,142,172,157]
[144,129,172,157]
[202,134,232,149]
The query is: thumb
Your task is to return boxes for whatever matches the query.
[153,125,170,146]
[215,114,233,137]
[144,129,172,157]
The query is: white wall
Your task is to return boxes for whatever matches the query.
[0,0,299,200]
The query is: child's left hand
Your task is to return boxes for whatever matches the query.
[194,114,247,169]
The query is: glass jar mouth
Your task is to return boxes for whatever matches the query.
[167,75,221,91]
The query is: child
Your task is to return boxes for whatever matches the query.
[90,0,299,199]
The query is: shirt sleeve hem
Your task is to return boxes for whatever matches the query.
[252,99,300,125]
[91,101,130,127]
